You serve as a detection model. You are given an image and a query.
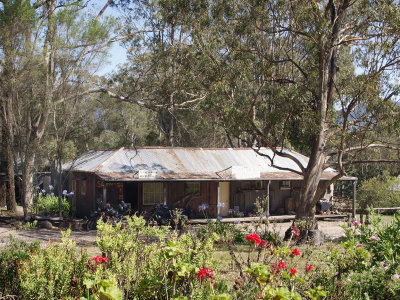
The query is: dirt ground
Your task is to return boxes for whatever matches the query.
[0,205,347,248]
[0,218,346,249]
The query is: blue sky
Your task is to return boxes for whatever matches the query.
[90,0,128,76]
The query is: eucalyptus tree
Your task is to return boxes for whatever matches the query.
[102,0,231,147]
[0,0,115,217]
[0,0,35,211]
[180,0,400,227]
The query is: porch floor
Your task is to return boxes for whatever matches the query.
[188,214,348,224]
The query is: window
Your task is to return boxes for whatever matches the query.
[143,182,163,205]
[251,181,264,189]
[80,180,86,196]
[185,182,200,195]
[280,181,291,190]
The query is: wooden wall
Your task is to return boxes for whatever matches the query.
[166,181,218,217]
[71,172,96,217]
[231,181,269,215]
[69,176,335,218]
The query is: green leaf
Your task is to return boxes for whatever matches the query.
[212,294,232,300]
[99,285,123,300]
[83,277,95,289]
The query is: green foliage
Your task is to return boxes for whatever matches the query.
[82,268,121,300]
[308,212,400,299]
[18,230,89,299]
[35,194,71,216]
[357,211,400,266]
[0,236,39,296]
[96,215,217,299]
[358,173,400,210]
[15,220,38,230]
[202,221,246,244]
[1,214,400,299]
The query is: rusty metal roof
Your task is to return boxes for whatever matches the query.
[63,147,356,181]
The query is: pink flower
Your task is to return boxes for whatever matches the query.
[206,267,215,279]
[246,233,261,245]
[370,235,378,241]
[352,220,362,227]
[305,264,313,272]
[290,268,297,276]
[291,226,300,237]
[291,248,300,256]
[356,244,363,248]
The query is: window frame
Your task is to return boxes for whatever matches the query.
[80,180,86,196]
[143,182,164,205]
[185,181,201,196]
[280,180,291,190]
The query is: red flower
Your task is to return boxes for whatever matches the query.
[260,240,267,247]
[279,261,286,269]
[93,255,109,263]
[291,248,300,256]
[246,233,261,245]
[305,264,313,272]
[198,268,207,279]
[290,268,297,276]
[198,267,215,280]
[206,267,215,279]
[257,295,263,299]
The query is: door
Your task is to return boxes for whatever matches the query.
[218,182,230,216]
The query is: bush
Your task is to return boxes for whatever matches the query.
[201,221,247,244]
[0,237,39,296]
[308,211,400,299]
[96,215,219,299]
[18,230,89,299]
[358,173,400,210]
[35,194,71,216]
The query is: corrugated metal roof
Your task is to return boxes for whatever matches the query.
[64,147,356,181]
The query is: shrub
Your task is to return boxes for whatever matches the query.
[35,194,71,216]
[358,173,400,210]
[308,211,400,299]
[0,237,39,296]
[96,215,219,299]
[18,230,89,299]
[201,221,246,244]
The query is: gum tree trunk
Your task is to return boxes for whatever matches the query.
[21,152,35,218]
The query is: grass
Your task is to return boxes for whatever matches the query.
[212,240,341,283]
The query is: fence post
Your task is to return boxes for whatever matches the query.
[352,180,357,218]
[347,213,352,227]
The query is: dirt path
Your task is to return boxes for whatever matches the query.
[0,219,346,249]
[0,227,97,247]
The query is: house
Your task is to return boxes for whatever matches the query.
[63,147,356,218]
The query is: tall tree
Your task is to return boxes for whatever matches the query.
[1,0,114,217]
[0,0,34,212]
[181,0,400,227]
[102,0,231,147]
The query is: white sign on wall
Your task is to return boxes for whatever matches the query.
[231,166,261,179]
[138,170,158,179]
